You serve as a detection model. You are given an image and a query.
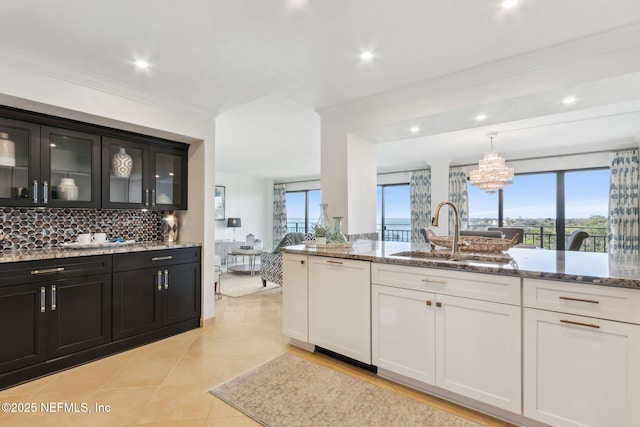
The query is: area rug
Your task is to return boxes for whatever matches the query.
[210,353,483,427]
[220,274,280,298]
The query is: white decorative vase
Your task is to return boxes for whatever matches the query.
[0,132,16,167]
[162,211,179,242]
[58,178,79,201]
[112,147,133,178]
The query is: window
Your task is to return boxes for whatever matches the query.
[468,168,609,252]
[377,184,410,242]
[286,190,320,234]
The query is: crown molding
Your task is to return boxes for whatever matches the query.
[0,44,217,121]
[318,22,640,122]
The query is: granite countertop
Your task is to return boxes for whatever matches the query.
[0,241,202,264]
[282,240,640,289]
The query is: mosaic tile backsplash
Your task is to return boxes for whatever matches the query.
[0,207,164,251]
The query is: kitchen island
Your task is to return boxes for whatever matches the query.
[282,240,640,427]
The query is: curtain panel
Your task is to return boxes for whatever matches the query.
[448,167,469,233]
[273,184,287,247]
[608,150,640,255]
[410,170,431,243]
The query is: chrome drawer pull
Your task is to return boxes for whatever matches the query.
[31,267,65,275]
[560,319,600,329]
[157,270,163,290]
[164,269,169,289]
[43,181,48,204]
[152,256,173,261]
[33,180,38,203]
[559,296,599,304]
[326,260,343,265]
[421,278,447,285]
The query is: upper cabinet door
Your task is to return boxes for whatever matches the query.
[150,147,187,210]
[102,137,150,209]
[0,117,40,207]
[41,126,101,208]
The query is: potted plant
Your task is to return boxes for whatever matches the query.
[313,223,329,245]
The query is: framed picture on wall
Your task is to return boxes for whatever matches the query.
[215,185,225,220]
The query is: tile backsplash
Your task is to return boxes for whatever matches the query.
[0,207,164,251]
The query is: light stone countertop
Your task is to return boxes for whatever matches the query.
[0,241,202,264]
[282,240,640,290]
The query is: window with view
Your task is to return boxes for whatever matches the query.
[377,184,411,242]
[286,190,320,234]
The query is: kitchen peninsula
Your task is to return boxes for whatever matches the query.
[282,241,640,427]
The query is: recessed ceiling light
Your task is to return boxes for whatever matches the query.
[410,126,420,133]
[134,59,150,70]
[501,0,519,9]
[475,114,488,121]
[562,96,577,105]
[360,51,375,61]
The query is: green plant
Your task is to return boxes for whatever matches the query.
[313,224,329,237]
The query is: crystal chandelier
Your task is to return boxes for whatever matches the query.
[469,132,514,194]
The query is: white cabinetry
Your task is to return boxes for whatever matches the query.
[309,256,371,364]
[523,278,640,427]
[371,263,521,413]
[282,253,309,343]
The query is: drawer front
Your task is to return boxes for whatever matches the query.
[372,263,520,305]
[113,247,201,271]
[523,278,640,324]
[0,255,112,287]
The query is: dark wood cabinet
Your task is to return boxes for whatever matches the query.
[102,137,188,210]
[113,247,201,340]
[0,256,112,375]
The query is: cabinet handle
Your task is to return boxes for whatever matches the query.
[436,302,442,308]
[300,260,305,264]
[51,285,57,311]
[40,287,46,313]
[164,269,169,289]
[43,181,48,204]
[152,256,173,261]
[151,189,156,206]
[560,319,600,329]
[31,267,64,275]
[145,189,150,207]
[156,270,163,290]
[33,180,38,203]
[421,278,447,285]
[559,296,599,304]
[326,260,343,265]
[426,300,432,306]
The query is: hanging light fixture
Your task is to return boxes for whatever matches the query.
[469,132,514,194]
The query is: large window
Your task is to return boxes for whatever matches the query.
[468,168,609,251]
[377,184,410,242]
[286,190,320,234]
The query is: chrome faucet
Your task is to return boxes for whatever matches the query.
[431,201,461,256]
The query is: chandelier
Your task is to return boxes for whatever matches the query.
[469,132,514,194]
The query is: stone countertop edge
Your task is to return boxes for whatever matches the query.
[0,242,202,264]
[282,240,640,290]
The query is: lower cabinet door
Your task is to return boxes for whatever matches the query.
[163,262,201,325]
[372,285,435,384]
[113,268,162,340]
[524,308,640,427]
[47,275,112,358]
[0,284,47,374]
[282,253,309,342]
[435,294,521,413]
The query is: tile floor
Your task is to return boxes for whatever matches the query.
[0,273,513,426]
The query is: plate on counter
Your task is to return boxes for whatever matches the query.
[60,240,136,249]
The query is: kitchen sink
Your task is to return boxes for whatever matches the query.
[390,250,514,264]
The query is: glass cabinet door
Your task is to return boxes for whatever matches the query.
[151,147,187,210]
[102,137,148,208]
[0,118,39,206]
[41,126,101,208]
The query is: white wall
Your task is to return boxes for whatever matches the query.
[214,171,274,248]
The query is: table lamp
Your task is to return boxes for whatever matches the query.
[227,217,242,241]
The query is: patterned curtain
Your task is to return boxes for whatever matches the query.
[273,184,287,247]
[448,167,469,233]
[608,150,639,255]
[410,170,431,243]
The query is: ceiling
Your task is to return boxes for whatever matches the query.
[1,1,640,179]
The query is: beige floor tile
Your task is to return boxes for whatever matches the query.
[103,357,181,388]
[136,382,215,424]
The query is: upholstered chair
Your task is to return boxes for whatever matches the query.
[260,232,306,286]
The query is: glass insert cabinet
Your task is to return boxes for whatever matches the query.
[0,108,188,210]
